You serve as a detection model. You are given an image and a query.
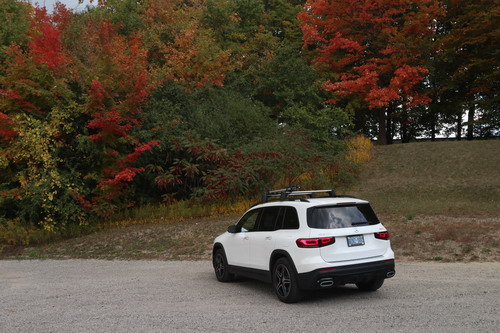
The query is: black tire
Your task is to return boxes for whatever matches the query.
[272,258,302,303]
[213,249,234,282]
[356,278,384,291]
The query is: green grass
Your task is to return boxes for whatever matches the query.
[346,140,500,216]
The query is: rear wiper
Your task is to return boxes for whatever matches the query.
[351,222,369,226]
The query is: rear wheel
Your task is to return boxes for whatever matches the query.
[272,258,302,303]
[356,278,384,291]
[213,249,234,282]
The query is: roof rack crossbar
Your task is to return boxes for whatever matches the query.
[262,187,336,203]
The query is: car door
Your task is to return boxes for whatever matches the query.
[224,208,261,267]
[248,206,283,271]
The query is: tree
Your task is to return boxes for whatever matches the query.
[435,0,499,140]
[141,0,233,89]
[0,5,84,229]
[0,0,30,62]
[299,0,443,144]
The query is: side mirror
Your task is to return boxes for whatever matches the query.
[227,225,241,233]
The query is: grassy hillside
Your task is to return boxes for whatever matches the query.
[344,140,500,262]
[347,140,500,217]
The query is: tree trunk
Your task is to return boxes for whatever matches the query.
[377,108,387,145]
[467,103,475,140]
[264,0,270,12]
[430,111,436,142]
[401,102,410,143]
[386,104,394,145]
[456,110,462,141]
[354,108,365,133]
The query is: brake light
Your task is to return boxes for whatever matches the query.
[296,237,335,248]
[375,231,390,240]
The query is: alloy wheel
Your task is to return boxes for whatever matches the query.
[214,253,225,278]
[274,264,291,297]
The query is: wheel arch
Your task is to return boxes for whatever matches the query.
[212,243,224,258]
[269,250,298,274]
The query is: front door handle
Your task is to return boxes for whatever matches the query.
[265,236,272,240]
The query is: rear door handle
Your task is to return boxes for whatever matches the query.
[265,236,272,240]
[243,236,249,240]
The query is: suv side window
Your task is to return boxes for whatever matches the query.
[258,207,282,231]
[282,207,299,229]
[237,209,261,232]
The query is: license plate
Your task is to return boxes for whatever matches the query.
[347,235,365,247]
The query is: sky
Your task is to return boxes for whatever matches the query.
[28,0,93,12]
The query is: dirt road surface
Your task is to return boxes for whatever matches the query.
[1,260,498,332]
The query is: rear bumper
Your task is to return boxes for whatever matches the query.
[297,259,395,290]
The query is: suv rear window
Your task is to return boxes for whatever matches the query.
[307,204,380,229]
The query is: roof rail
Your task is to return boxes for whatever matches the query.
[261,187,336,203]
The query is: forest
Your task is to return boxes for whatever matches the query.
[0,0,498,238]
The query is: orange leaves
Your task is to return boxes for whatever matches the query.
[142,0,232,89]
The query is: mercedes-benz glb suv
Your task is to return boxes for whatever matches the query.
[212,188,395,303]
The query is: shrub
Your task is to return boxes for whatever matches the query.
[345,135,374,165]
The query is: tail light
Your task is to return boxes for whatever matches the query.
[296,237,335,248]
[374,231,390,240]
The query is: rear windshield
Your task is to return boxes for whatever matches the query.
[307,204,380,229]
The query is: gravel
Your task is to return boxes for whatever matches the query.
[1,260,499,332]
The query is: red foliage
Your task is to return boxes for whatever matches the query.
[51,2,73,31]
[87,110,137,141]
[0,112,18,141]
[28,7,71,75]
[84,21,153,144]
[104,167,145,185]
[121,140,160,165]
[300,0,443,109]
[0,89,41,113]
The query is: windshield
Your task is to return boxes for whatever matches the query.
[307,204,380,229]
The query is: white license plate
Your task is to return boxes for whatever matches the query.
[347,235,365,247]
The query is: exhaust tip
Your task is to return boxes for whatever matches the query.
[318,278,335,287]
[386,271,396,278]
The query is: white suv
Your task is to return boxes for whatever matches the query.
[212,188,395,303]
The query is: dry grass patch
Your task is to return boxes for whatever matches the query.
[384,214,500,262]
[1,216,237,260]
[3,214,498,263]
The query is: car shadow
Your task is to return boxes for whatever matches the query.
[219,275,371,304]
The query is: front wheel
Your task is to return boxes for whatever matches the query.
[213,249,234,282]
[356,278,384,291]
[272,258,302,303]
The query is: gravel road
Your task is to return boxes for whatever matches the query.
[1,260,499,333]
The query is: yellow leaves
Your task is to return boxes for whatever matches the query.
[345,135,374,165]
[209,198,256,216]
[0,154,8,168]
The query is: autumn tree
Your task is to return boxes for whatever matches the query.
[299,0,444,144]
[0,3,162,229]
[0,5,85,229]
[139,0,233,89]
